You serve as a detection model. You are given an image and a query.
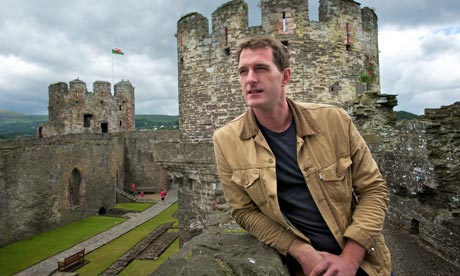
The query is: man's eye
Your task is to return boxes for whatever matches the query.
[239,70,248,76]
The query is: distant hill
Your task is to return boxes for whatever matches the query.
[135,114,178,130]
[0,110,48,139]
[396,111,418,121]
[0,110,178,140]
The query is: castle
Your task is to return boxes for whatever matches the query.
[38,79,135,138]
[0,0,458,270]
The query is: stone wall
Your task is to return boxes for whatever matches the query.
[377,102,460,265]
[123,131,181,193]
[0,133,125,246]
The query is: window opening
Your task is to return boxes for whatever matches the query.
[410,219,420,234]
[101,123,108,133]
[84,114,93,127]
[346,23,351,44]
[225,27,228,45]
[119,120,122,127]
[282,12,286,32]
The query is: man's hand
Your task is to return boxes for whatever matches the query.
[309,239,365,276]
[308,252,360,276]
[288,239,323,275]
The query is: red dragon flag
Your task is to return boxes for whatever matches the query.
[112,48,124,55]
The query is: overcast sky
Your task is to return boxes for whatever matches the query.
[1,0,459,115]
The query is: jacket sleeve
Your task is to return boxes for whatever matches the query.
[213,130,298,256]
[342,113,390,253]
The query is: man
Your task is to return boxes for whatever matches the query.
[213,36,391,276]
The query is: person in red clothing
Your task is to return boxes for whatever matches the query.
[131,182,137,196]
[160,189,167,203]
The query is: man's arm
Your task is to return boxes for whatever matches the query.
[213,132,299,255]
[343,117,389,251]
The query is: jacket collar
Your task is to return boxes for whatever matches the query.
[239,98,320,140]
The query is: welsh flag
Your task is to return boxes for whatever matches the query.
[112,48,124,55]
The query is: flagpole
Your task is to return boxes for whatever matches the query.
[111,53,114,87]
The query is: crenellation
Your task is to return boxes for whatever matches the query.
[260,0,309,35]
[212,0,248,46]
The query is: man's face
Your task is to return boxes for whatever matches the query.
[238,47,290,111]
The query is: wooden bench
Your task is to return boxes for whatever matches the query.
[58,249,86,272]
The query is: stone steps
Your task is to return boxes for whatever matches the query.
[99,223,175,276]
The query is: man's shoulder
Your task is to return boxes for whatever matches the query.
[293,101,349,118]
[295,101,342,111]
[214,113,245,137]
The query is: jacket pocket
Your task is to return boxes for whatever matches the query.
[231,168,267,206]
[318,157,353,203]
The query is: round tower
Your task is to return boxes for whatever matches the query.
[177,12,211,142]
[48,82,68,127]
[114,80,135,131]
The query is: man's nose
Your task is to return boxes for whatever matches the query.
[246,69,257,83]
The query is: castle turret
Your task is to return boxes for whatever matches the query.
[114,80,135,131]
[40,79,135,137]
[48,82,67,122]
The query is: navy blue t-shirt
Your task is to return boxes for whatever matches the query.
[259,120,342,254]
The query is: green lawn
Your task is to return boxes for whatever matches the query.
[76,203,178,276]
[114,202,154,212]
[0,216,126,276]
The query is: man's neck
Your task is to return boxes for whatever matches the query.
[253,100,292,133]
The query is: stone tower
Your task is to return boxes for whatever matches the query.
[39,79,135,137]
[177,0,380,142]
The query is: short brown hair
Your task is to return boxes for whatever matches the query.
[236,35,289,72]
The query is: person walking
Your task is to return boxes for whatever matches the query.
[160,189,167,203]
[131,182,137,197]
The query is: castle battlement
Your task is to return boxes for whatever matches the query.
[40,79,135,138]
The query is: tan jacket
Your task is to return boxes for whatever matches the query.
[213,99,391,276]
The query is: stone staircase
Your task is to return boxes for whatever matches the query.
[116,188,138,202]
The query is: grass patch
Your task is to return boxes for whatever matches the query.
[0,216,126,276]
[114,202,153,212]
[76,203,178,276]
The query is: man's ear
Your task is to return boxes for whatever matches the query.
[282,68,291,87]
